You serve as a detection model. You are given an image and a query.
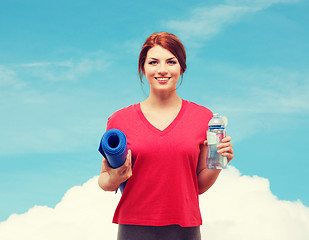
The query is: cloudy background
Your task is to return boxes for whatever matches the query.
[1,0,308,239]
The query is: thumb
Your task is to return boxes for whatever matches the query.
[126,149,132,167]
[102,157,111,169]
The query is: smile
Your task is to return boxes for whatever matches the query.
[155,77,170,81]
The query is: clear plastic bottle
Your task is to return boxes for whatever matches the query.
[207,113,228,169]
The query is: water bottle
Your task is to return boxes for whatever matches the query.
[207,113,227,169]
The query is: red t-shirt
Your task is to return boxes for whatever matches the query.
[106,99,213,227]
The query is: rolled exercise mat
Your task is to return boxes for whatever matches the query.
[98,129,128,193]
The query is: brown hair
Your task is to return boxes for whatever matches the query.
[138,32,187,83]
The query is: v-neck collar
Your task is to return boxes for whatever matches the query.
[135,99,188,136]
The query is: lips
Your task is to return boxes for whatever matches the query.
[155,77,171,84]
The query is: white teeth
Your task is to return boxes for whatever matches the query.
[156,77,169,80]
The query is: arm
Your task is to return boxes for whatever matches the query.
[98,150,132,192]
[197,137,234,195]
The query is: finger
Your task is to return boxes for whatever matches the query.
[226,153,234,162]
[219,150,234,157]
[222,136,232,143]
[119,150,132,172]
[128,149,131,161]
[217,142,233,149]
[126,150,132,167]
[120,150,132,179]
[102,157,111,170]
[217,146,234,154]
[219,147,234,156]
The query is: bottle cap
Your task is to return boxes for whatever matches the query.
[208,113,226,127]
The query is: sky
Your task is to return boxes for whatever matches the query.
[0,0,309,239]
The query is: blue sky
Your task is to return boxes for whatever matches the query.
[0,0,308,224]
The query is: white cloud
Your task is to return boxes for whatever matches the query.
[225,0,300,8]
[0,65,25,89]
[1,167,308,240]
[165,0,300,40]
[200,166,309,239]
[213,65,309,114]
[12,51,110,82]
[166,5,254,40]
[19,61,74,68]
[196,64,309,142]
[18,58,109,82]
[0,89,109,154]
[0,65,15,87]
[0,52,114,155]
[0,177,120,240]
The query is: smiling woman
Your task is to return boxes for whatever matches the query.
[97,32,234,240]
[138,32,187,82]
[143,45,182,94]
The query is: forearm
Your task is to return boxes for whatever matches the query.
[197,168,221,195]
[98,172,120,192]
[196,137,234,195]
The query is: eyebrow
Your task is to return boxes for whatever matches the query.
[148,57,177,61]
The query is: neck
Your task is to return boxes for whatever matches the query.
[143,89,182,109]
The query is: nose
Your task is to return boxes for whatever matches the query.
[157,63,168,75]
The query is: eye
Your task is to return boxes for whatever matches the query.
[167,60,177,65]
[148,61,158,65]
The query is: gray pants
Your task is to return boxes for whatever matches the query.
[117,224,201,240]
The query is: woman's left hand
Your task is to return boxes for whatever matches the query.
[217,136,234,163]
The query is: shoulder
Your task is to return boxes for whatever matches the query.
[109,104,136,118]
[107,104,138,129]
[184,100,213,117]
[181,100,213,132]
[108,104,137,122]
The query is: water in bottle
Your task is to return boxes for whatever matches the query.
[207,113,227,169]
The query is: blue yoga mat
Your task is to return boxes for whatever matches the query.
[98,129,128,193]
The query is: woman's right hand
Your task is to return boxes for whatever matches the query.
[98,150,132,191]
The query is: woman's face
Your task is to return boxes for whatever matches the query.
[143,45,182,93]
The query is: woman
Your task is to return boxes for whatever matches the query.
[98,32,234,240]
